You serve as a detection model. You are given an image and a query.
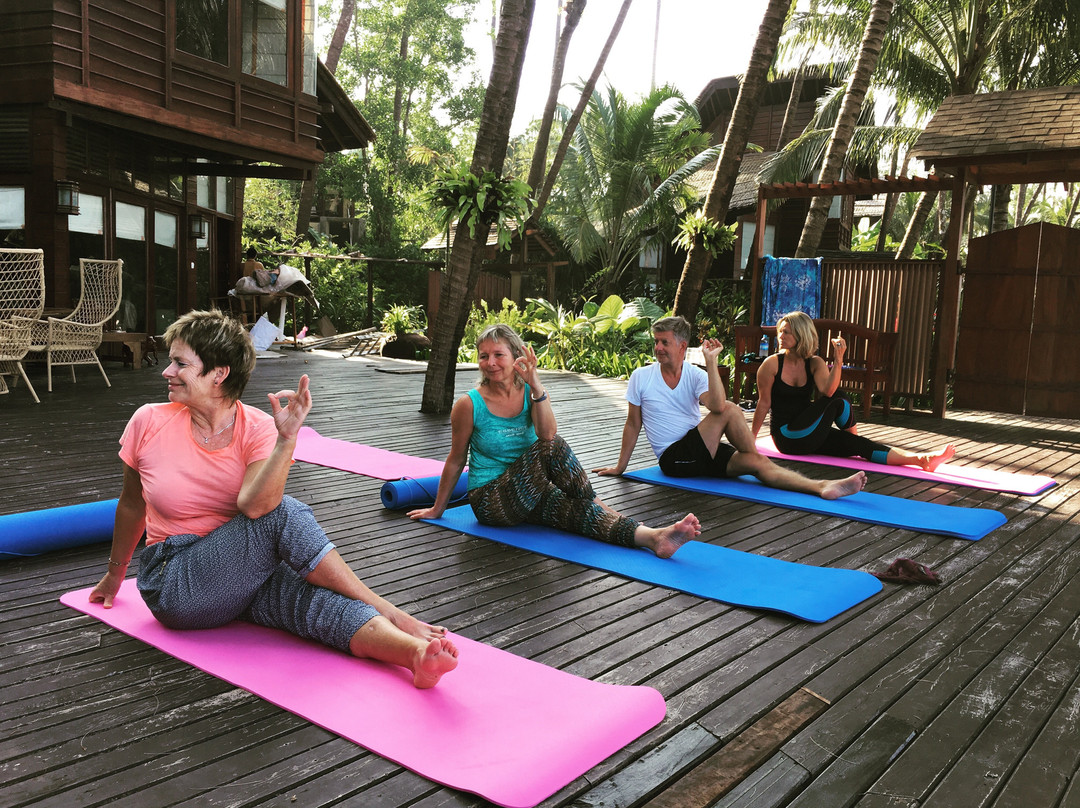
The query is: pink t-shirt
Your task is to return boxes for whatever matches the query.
[119,401,279,545]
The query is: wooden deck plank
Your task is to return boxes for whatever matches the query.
[2,350,1079,807]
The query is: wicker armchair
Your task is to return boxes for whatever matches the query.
[29,258,123,392]
[0,248,46,403]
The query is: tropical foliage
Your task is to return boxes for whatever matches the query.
[547,85,719,296]
[457,295,668,379]
[423,164,534,250]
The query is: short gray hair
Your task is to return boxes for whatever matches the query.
[651,315,691,345]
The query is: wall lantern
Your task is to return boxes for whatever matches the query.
[56,180,80,215]
[189,214,208,240]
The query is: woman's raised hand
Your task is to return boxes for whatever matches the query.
[831,337,847,360]
[513,344,541,385]
[268,374,313,441]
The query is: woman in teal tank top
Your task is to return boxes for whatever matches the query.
[408,324,701,558]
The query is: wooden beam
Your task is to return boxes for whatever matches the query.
[641,688,830,808]
[750,189,768,325]
[183,163,311,180]
[759,174,952,200]
[50,82,323,166]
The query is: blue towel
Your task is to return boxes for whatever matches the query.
[761,255,821,325]
[423,505,881,623]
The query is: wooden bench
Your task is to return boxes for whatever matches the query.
[732,318,898,417]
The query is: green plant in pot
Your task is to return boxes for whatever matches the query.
[380,305,431,359]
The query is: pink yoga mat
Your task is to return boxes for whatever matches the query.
[61,581,665,808]
[293,426,447,480]
[755,436,1056,496]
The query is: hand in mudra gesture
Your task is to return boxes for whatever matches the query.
[269,374,312,440]
[513,345,541,386]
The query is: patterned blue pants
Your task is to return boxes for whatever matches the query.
[469,435,640,547]
[137,495,379,652]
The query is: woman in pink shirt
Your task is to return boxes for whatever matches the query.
[89,310,457,688]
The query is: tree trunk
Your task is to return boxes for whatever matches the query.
[670,0,792,323]
[531,0,634,222]
[393,27,410,139]
[297,0,356,241]
[875,135,908,251]
[526,0,585,195]
[324,0,355,73]
[895,188,936,259]
[794,0,893,258]
[775,64,805,150]
[421,0,536,414]
[989,183,1011,232]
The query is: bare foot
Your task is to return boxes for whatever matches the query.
[921,444,956,472]
[820,471,866,500]
[651,513,701,558]
[412,636,459,689]
[388,607,446,641]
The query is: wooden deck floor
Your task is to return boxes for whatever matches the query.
[3,350,1080,808]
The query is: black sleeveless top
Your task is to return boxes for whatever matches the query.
[769,354,815,434]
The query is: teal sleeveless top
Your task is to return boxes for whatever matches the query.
[466,384,538,489]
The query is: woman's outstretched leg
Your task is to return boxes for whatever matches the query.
[306,549,446,641]
[885,443,956,470]
[632,515,702,558]
[245,565,458,689]
[349,616,458,689]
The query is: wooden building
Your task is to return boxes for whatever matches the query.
[691,73,856,280]
[0,0,373,336]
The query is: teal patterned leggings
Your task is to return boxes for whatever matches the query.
[468,435,639,548]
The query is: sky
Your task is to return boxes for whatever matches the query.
[469,0,775,134]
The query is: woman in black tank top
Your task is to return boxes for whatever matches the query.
[751,312,954,469]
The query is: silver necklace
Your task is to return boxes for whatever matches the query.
[197,415,235,444]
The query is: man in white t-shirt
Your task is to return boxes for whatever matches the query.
[595,316,865,500]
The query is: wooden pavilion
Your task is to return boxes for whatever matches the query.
[749,85,1080,419]
[0,0,373,337]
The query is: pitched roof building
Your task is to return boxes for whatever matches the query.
[0,0,372,337]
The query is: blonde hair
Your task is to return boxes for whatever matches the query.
[476,323,526,387]
[779,311,818,359]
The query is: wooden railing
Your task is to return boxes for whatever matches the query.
[820,258,943,400]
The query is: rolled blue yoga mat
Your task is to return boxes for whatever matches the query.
[0,499,118,559]
[380,474,469,510]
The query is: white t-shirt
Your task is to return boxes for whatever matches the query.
[626,361,708,458]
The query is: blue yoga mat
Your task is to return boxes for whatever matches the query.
[380,474,469,510]
[0,499,118,559]
[623,467,1006,541]
[424,505,882,623]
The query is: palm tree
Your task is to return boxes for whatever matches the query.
[793,0,893,258]
[783,0,1080,253]
[548,85,717,297]
[670,0,793,323]
[420,0,536,414]
[529,0,636,222]
[525,0,585,197]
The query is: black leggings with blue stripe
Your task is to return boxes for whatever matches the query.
[772,393,890,463]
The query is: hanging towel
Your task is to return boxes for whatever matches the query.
[761,255,822,325]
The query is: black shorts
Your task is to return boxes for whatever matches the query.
[658,427,737,478]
